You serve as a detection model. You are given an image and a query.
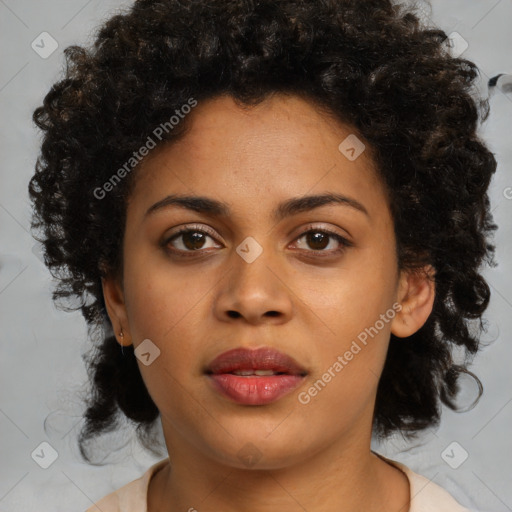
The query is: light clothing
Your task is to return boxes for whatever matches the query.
[85,453,471,511]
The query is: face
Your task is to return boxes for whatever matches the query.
[103,93,434,470]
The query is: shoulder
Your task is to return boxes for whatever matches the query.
[84,458,169,512]
[374,452,472,512]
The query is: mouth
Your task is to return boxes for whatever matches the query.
[204,347,308,405]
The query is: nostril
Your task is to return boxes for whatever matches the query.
[226,310,279,319]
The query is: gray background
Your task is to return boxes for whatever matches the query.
[0,0,511,511]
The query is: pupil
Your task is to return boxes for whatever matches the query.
[307,232,328,250]
[183,232,205,250]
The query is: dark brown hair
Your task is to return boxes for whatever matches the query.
[29,0,497,462]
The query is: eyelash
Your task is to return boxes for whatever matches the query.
[162,224,353,258]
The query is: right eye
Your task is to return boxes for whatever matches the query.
[163,225,223,255]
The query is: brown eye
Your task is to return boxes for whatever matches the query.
[164,227,221,254]
[304,231,330,250]
[293,228,353,255]
[180,231,208,250]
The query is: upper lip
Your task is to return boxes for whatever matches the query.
[205,347,308,376]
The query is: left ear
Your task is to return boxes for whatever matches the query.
[390,265,436,338]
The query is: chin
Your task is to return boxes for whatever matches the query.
[203,429,315,471]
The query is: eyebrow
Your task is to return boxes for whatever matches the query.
[145,192,369,221]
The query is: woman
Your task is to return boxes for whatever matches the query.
[29,0,497,510]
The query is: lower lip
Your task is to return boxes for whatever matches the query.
[208,374,305,405]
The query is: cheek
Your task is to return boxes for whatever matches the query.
[121,253,225,398]
[298,311,394,422]
[300,248,398,390]
[121,263,206,417]
[123,250,213,341]
[302,249,397,339]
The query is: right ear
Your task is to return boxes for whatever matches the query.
[101,274,132,347]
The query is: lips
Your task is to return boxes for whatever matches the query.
[206,347,307,376]
[205,347,307,405]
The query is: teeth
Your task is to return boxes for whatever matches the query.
[231,369,278,376]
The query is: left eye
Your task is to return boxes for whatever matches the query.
[292,229,352,253]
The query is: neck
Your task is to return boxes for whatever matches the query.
[148,422,410,512]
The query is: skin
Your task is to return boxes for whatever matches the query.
[102,93,435,512]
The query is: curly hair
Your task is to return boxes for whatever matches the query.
[29,0,498,463]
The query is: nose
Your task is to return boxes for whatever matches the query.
[213,243,294,325]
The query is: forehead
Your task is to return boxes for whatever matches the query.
[128,93,389,222]
[165,93,370,166]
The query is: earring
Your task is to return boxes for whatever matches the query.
[119,329,124,338]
